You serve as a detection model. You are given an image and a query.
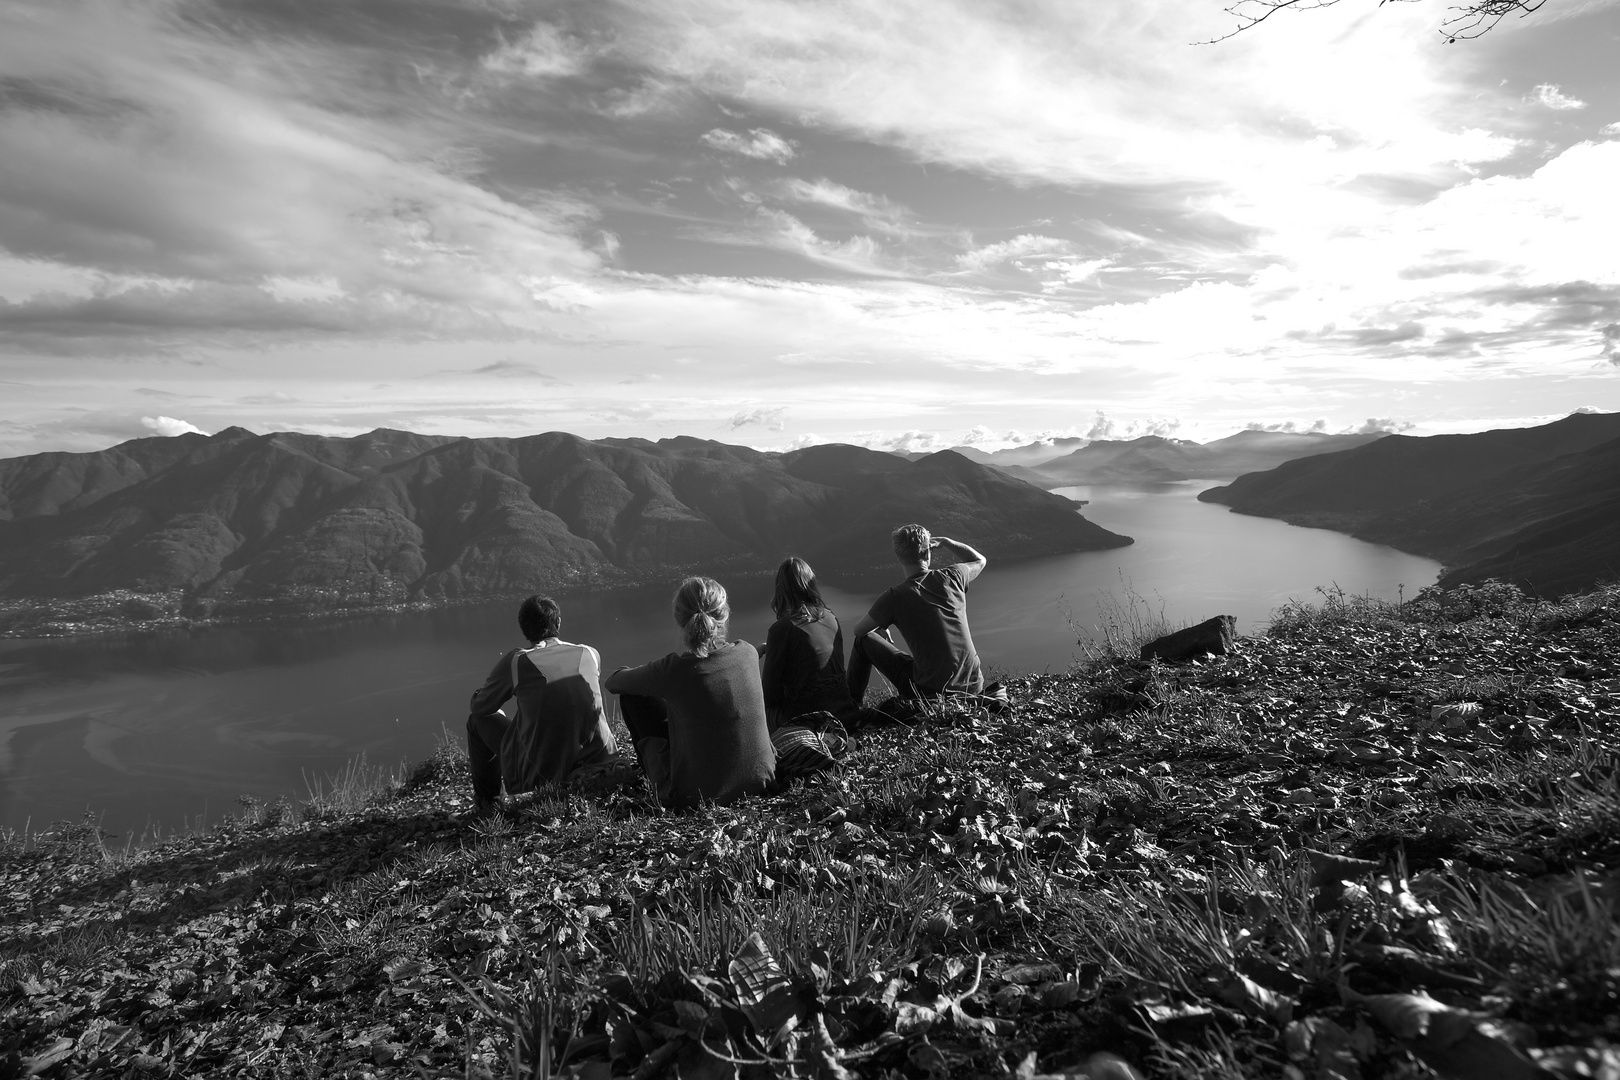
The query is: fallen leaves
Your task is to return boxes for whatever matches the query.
[3,581,1618,1076]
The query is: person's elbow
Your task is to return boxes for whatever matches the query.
[602,666,631,695]
[851,615,879,640]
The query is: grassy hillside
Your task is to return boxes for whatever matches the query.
[3,580,1618,1079]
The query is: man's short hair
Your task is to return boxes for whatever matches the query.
[891,524,931,564]
[518,595,562,643]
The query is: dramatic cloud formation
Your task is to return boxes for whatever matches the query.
[1,0,1617,456]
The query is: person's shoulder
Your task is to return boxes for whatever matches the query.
[556,639,604,665]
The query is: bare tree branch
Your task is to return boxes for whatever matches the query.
[1197,0,1549,44]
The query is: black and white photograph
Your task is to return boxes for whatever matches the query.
[2,0,1617,1076]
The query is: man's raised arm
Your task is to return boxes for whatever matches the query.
[932,535,987,581]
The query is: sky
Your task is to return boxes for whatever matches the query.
[1,0,1618,459]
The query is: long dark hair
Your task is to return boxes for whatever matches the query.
[771,556,828,620]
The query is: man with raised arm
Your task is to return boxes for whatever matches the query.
[466,595,616,816]
[846,524,988,704]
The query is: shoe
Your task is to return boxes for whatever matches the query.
[470,796,502,819]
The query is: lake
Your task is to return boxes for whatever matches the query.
[0,482,1439,839]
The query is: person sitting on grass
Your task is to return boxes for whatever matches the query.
[760,556,857,731]
[847,524,989,707]
[604,577,776,808]
[466,595,616,816]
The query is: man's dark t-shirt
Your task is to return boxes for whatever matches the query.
[867,563,984,694]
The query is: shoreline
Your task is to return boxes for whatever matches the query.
[0,539,1134,641]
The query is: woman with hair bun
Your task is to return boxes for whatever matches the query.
[604,577,775,808]
[761,557,856,730]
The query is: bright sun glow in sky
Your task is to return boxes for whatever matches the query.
[1,0,1617,457]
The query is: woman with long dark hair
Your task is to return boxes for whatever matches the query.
[760,556,857,729]
[604,577,775,808]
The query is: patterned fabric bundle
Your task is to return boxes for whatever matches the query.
[770,723,839,782]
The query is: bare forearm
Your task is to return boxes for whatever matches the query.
[933,535,986,567]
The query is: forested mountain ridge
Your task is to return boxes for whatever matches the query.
[0,427,1128,626]
[1199,412,1620,596]
[1022,430,1391,486]
[904,431,1389,486]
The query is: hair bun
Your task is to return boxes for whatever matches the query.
[673,577,730,656]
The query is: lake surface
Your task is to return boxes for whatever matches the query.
[0,482,1439,839]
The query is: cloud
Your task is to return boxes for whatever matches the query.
[956,235,1069,272]
[482,22,593,79]
[1081,412,1183,441]
[701,127,796,163]
[721,209,895,276]
[1039,257,1111,292]
[1245,419,1330,433]
[1603,324,1620,364]
[1349,321,1426,347]
[464,360,566,382]
[141,415,207,437]
[3,409,214,453]
[1604,122,1620,136]
[0,1,600,347]
[617,0,1520,191]
[1529,83,1586,111]
[774,179,917,235]
[729,406,787,430]
[857,429,950,454]
[0,281,528,352]
[779,179,893,217]
[1346,418,1415,434]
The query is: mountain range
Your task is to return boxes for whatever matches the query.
[1199,412,1620,597]
[924,430,1389,486]
[0,427,1130,618]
